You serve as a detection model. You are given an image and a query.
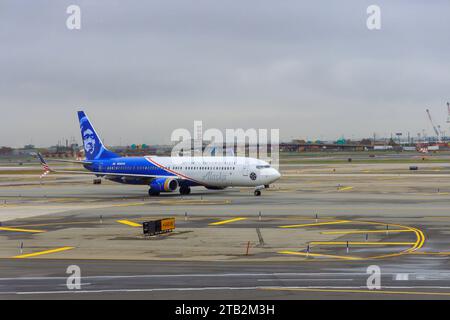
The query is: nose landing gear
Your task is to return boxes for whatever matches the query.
[254,185,265,196]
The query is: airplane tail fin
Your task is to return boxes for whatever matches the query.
[77,111,119,160]
[36,152,52,178]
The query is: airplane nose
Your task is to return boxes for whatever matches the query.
[260,168,281,183]
[274,169,281,179]
[271,168,281,181]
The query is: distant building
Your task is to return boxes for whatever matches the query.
[12,145,37,156]
[0,147,13,156]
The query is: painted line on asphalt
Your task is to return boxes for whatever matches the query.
[8,221,96,228]
[13,247,74,259]
[278,250,360,260]
[261,286,450,297]
[309,241,415,246]
[279,220,350,228]
[321,229,411,235]
[5,286,450,297]
[0,227,45,233]
[116,220,141,227]
[209,217,247,226]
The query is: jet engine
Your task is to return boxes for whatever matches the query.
[149,177,179,192]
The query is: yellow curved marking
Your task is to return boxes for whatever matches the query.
[13,246,74,259]
[366,224,423,259]
[209,217,247,225]
[0,227,45,233]
[278,218,426,261]
[353,221,424,259]
[279,220,350,228]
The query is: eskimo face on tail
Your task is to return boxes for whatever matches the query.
[83,128,96,155]
[77,111,119,160]
[79,114,101,159]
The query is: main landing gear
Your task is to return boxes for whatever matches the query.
[179,185,191,195]
[254,190,261,196]
[148,189,160,196]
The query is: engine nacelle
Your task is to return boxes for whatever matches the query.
[149,178,178,192]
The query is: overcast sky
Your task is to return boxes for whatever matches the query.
[1,0,449,147]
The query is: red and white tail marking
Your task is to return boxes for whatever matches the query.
[40,163,51,178]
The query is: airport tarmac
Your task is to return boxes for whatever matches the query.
[1,161,450,299]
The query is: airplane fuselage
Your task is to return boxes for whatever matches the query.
[85,156,281,188]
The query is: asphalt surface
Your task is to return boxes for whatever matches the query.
[1,171,450,299]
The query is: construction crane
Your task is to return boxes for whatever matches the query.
[426,108,442,142]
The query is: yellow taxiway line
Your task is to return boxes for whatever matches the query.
[405,226,425,253]
[116,220,141,227]
[261,287,450,297]
[209,217,247,226]
[278,250,360,260]
[278,219,426,261]
[13,246,74,259]
[409,251,450,256]
[309,241,415,246]
[321,229,412,235]
[0,227,45,233]
[279,220,350,228]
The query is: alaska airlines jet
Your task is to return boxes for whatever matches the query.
[37,111,281,196]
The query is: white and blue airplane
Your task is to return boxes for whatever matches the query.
[37,111,281,196]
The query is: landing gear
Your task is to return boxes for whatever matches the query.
[148,189,160,196]
[180,186,191,195]
[254,185,265,196]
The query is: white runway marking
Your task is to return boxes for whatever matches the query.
[3,286,450,295]
[257,279,354,282]
[0,272,400,281]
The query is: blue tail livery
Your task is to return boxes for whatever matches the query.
[78,111,119,160]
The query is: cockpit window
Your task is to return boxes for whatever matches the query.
[256,165,270,169]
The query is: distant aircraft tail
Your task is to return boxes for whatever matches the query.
[77,111,119,160]
[36,152,52,178]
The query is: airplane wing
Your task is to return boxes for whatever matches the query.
[44,159,93,165]
[32,153,92,165]
[36,153,186,180]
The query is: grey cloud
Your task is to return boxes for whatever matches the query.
[1,0,449,146]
